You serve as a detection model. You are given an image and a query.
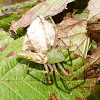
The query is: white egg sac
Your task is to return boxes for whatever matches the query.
[23,16,55,53]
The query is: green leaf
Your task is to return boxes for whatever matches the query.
[0,55,97,100]
[0,30,23,59]
[91,40,97,49]
[0,13,19,31]
[0,30,97,100]
[67,78,97,99]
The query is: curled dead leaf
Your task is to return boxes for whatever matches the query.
[57,18,86,38]
[10,0,74,32]
[87,0,100,43]
[87,22,100,43]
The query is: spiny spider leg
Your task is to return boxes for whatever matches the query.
[47,15,58,49]
[52,64,60,76]
[57,62,88,78]
[58,38,86,77]
[71,63,89,75]
[27,64,49,74]
[47,64,53,75]
[47,15,57,33]
[52,64,68,81]
[43,64,70,81]
[57,63,72,76]
[42,64,54,81]
[75,44,84,58]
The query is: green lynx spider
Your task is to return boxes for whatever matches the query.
[17,16,89,81]
[18,49,70,79]
[17,47,88,81]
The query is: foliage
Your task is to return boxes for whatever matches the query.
[0,31,97,99]
[0,0,100,100]
[0,13,19,31]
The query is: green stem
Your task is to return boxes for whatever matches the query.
[0,0,43,16]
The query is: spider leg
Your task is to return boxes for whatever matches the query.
[52,64,60,76]
[47,64,53,75]
[52,64,69,81]
[57,63,72,76]
[42,64,54,81]
[27,64,49,74]
[71,63,89,75]
[43,64,69,81]
[47,15,58,49]
[47,15,57,32]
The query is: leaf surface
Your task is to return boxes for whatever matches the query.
[0,30,23,59]
[0,30,98,100]
[0,56,97,100]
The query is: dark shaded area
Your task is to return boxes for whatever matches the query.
[52,0,89,24]
[88,83,100,100]
[11,27,26,39]
[87,22,100,43]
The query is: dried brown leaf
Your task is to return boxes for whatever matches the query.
[86,44,100,65]
[57,18,86,38]
[49,94,58,100]
[87,21,100,43]
[6,52,15,58]
[88,0,100,23]
[10,0,74,32]
[55,18,89,58]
